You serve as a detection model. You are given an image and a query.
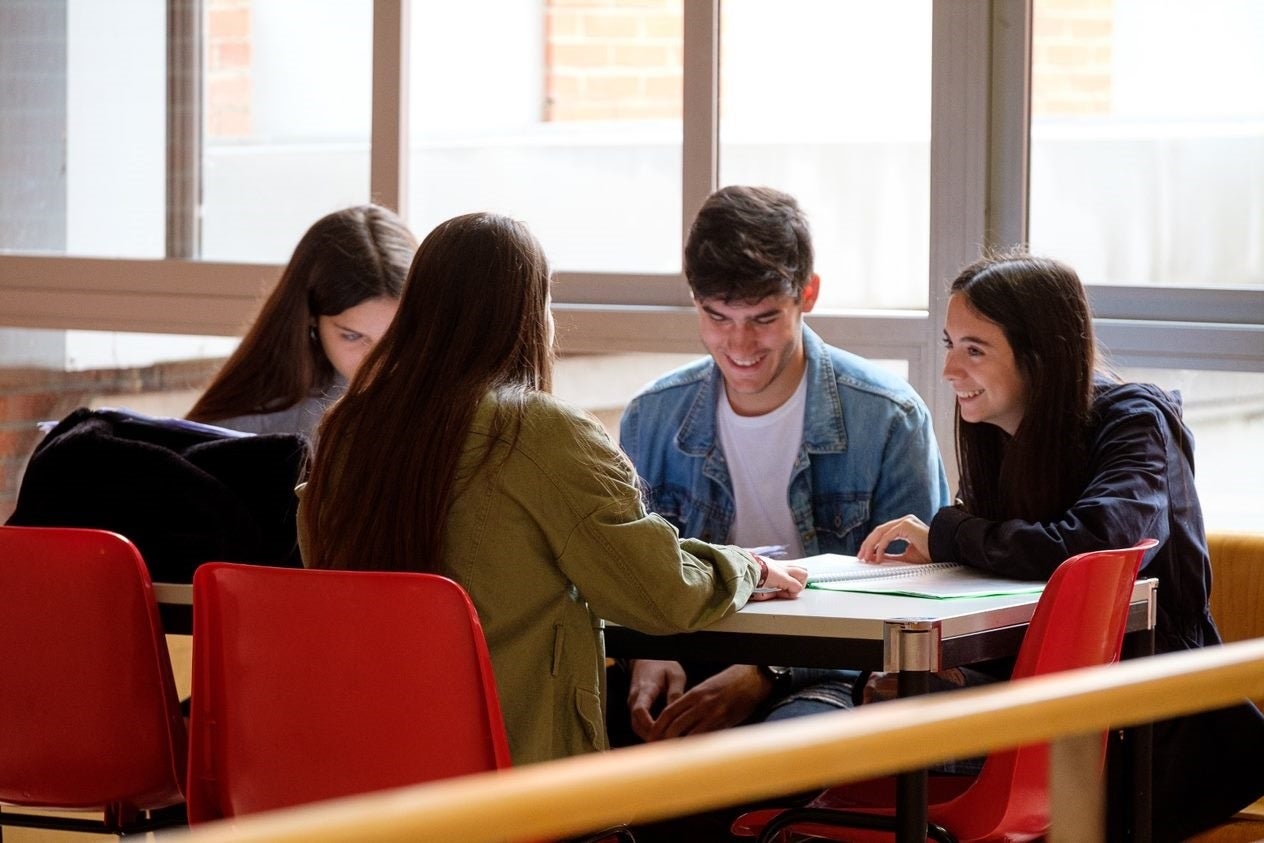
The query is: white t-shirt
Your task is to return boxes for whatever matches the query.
[716,373,808,559]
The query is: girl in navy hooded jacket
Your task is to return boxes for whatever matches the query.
[858,252,1264,843]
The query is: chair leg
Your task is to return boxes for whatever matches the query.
[757,807,958,843]
[103,802,139,832]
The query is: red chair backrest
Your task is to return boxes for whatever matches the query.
[934,538,1157,841]
[0,525,186,811]
[186,563,512,822]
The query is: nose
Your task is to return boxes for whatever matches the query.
[942,348,962,381]
[729,322,759,351]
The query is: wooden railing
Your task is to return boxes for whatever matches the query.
[165,638,1264,843]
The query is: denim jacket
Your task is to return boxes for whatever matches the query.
[619,327,950,556]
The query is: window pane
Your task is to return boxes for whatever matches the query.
[407,1,683,273]
[1117,368,1264,533]
[718,0,932,310]
[0,1,166,258]
[201,0,373,262]
[1029,0,1264,289]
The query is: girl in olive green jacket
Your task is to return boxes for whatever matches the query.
[299,212,805,765]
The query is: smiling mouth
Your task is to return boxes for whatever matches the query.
[956,389,983,399]
[727,354,765,369]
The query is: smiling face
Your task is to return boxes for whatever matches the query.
[695,274,819,417]
[942,293,1029,435]
[315,295,400,381]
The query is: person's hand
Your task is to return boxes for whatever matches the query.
[627,659,687,741]
[862,668,971,704]
[857,515,932,564]
[861,671,899,704]
[750,558,808,600]
[645,665,771,740]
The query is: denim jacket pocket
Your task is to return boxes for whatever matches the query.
[811,494,871,552]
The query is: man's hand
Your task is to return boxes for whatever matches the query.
[627,659,687,741]
[643,665,773,740]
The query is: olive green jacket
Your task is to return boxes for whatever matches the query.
[299,390,758,765]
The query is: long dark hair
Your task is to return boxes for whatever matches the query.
[186,204,417,423]
[951,252,1099,521]
[302,212,554,571]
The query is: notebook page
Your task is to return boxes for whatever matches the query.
[800,553,961,584]
[810,563,1046,599]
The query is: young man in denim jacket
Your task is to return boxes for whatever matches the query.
[613,186,950,744]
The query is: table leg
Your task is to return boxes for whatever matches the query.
[1109,626,1155,841]
[895,663,931,843]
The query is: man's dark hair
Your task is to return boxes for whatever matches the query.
[684,185,814,303]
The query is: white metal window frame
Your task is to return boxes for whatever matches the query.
[1,0,1261,465]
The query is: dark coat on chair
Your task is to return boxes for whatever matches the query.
[7,407,307,583]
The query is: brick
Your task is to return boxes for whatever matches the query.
[211,40,251,72]
[0,392,61,424]
[548,9,583,38]
[643,12,682,40]
[547,73,584,98]
[551,43,614,68]
[1071,18,1113,40]
[583,11,641,39]
[0,427,43,461]
[209,7,250,40]
[209,74,251,103]
[612,43,675,68]
[585,73,641,98]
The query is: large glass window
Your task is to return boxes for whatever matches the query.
[719,0,932,310]
[1028,0,1264,531]
[201,0,374,262]
[1117,368,1264,532]
[407,1,683,274]
[1028,0,1264,289]
[1,2,1260,530]
[0,1,166,258]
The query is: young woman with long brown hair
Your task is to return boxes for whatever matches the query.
[857,251,1264,842]
[187,204,417,436]
[299,212,806,766]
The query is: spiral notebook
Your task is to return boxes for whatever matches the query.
[802,554,1045,599]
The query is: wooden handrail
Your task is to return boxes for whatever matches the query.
[165,638,1264,843]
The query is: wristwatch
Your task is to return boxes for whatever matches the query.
[758,664,794,695]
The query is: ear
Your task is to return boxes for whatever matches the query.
[800,274,821,313]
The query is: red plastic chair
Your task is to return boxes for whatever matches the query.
[186,563,633,841]
[732,539,1158,843]
[0,526,187,835]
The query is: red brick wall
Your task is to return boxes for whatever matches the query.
[0,360,223,522]
[1033,0,1115,116]
[207,0,252,138]
[544,0,683,122]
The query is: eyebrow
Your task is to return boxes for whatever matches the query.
[944,329,995,347]
[702,303,782,321]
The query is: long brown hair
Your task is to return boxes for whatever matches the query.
[301,212,554,571]
[186,204,417,423]
[951,252,1099,521]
